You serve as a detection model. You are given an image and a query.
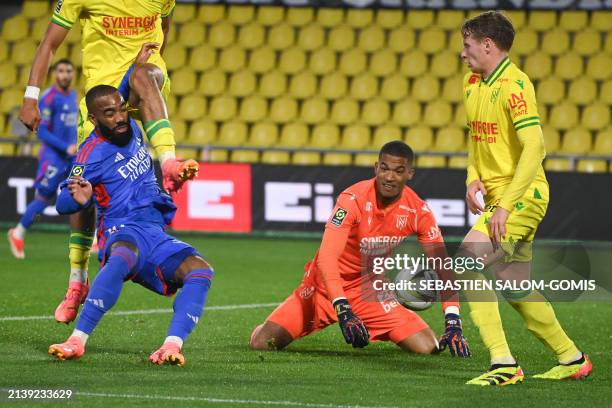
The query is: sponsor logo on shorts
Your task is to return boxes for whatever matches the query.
[70,164,84,177]
[330,207,348,227]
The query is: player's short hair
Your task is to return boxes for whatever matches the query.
[461,11,515,52]
[379,141,414,164]
[52,58,74,70]
[86,84,119,113]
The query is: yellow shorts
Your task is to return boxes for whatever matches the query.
[471,182,549,262]
[77,71,171,147]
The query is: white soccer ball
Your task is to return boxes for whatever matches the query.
[394,267,439,311]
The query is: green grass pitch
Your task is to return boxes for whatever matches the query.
[0,231,609,407]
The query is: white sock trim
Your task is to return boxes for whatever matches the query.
[444,306,460,316]
[559,351,583,365]
[14,224,26,240]
[69,269,88,284]
[164,336,183,348]
[490,356,517,366]
[159,151,176,165]
[71,329,89,345]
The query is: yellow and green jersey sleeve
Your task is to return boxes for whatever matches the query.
[161,0,176,18]
[504,70,541,133]
[463,57,548,211]
[51,0,86,30]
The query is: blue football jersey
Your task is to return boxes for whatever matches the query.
[38,86,78,161]
[66,119,176,232]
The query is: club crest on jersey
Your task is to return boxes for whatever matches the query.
[70,164,84,177]
[490,87,501,103]
[509,92,528,117]
[331,208,348,227]
[396,215,408,230]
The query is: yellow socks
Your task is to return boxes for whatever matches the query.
[68,232,93,283]
[464,271,514,363]
[504,290,580,364]
[143,119,176,158]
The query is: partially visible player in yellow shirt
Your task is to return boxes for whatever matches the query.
[458,11,592,386]
[18,0,198,331]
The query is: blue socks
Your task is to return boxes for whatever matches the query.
[20,198,49,228]
[168,269,213,341]
[76,251,212,344]
[76,246,137,334]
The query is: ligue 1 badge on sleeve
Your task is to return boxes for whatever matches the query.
[70,164,84,178]
[331,208,347,227]
[55,0,64,13]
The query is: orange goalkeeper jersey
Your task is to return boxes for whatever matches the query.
[311,178,446,302]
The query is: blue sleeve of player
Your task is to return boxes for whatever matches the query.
[57,155,103,214]
[56,185,91,214]
[117,65,134,101]
[37,95,70,153]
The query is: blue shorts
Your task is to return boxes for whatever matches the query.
[100,222,201,296]
[34,157,72,199]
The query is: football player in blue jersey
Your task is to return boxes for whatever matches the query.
[48,85,213,366]
[8,59,78,259]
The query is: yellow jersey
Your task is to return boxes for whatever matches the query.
[463,56,548,212]
[51,0,175,92]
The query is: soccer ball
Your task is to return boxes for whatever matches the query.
[394,267,439,311]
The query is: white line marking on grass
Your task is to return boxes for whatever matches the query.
[76,392,398,408]
[0,302,279,322]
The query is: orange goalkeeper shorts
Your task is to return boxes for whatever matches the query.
[266,262,429,344]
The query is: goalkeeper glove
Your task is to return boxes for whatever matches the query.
[333,298,369,348]
[438,313,471,357]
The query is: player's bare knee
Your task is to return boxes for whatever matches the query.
[249,322,292,351]
[397,328,438,354]
[412,339,439,355]
[69,206,96,233]
[130,63,164,93]
[175,256,213,281]
[110,241,138,257]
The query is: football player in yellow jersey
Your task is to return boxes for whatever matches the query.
[18,0,198,328]
[458,11,592,385]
